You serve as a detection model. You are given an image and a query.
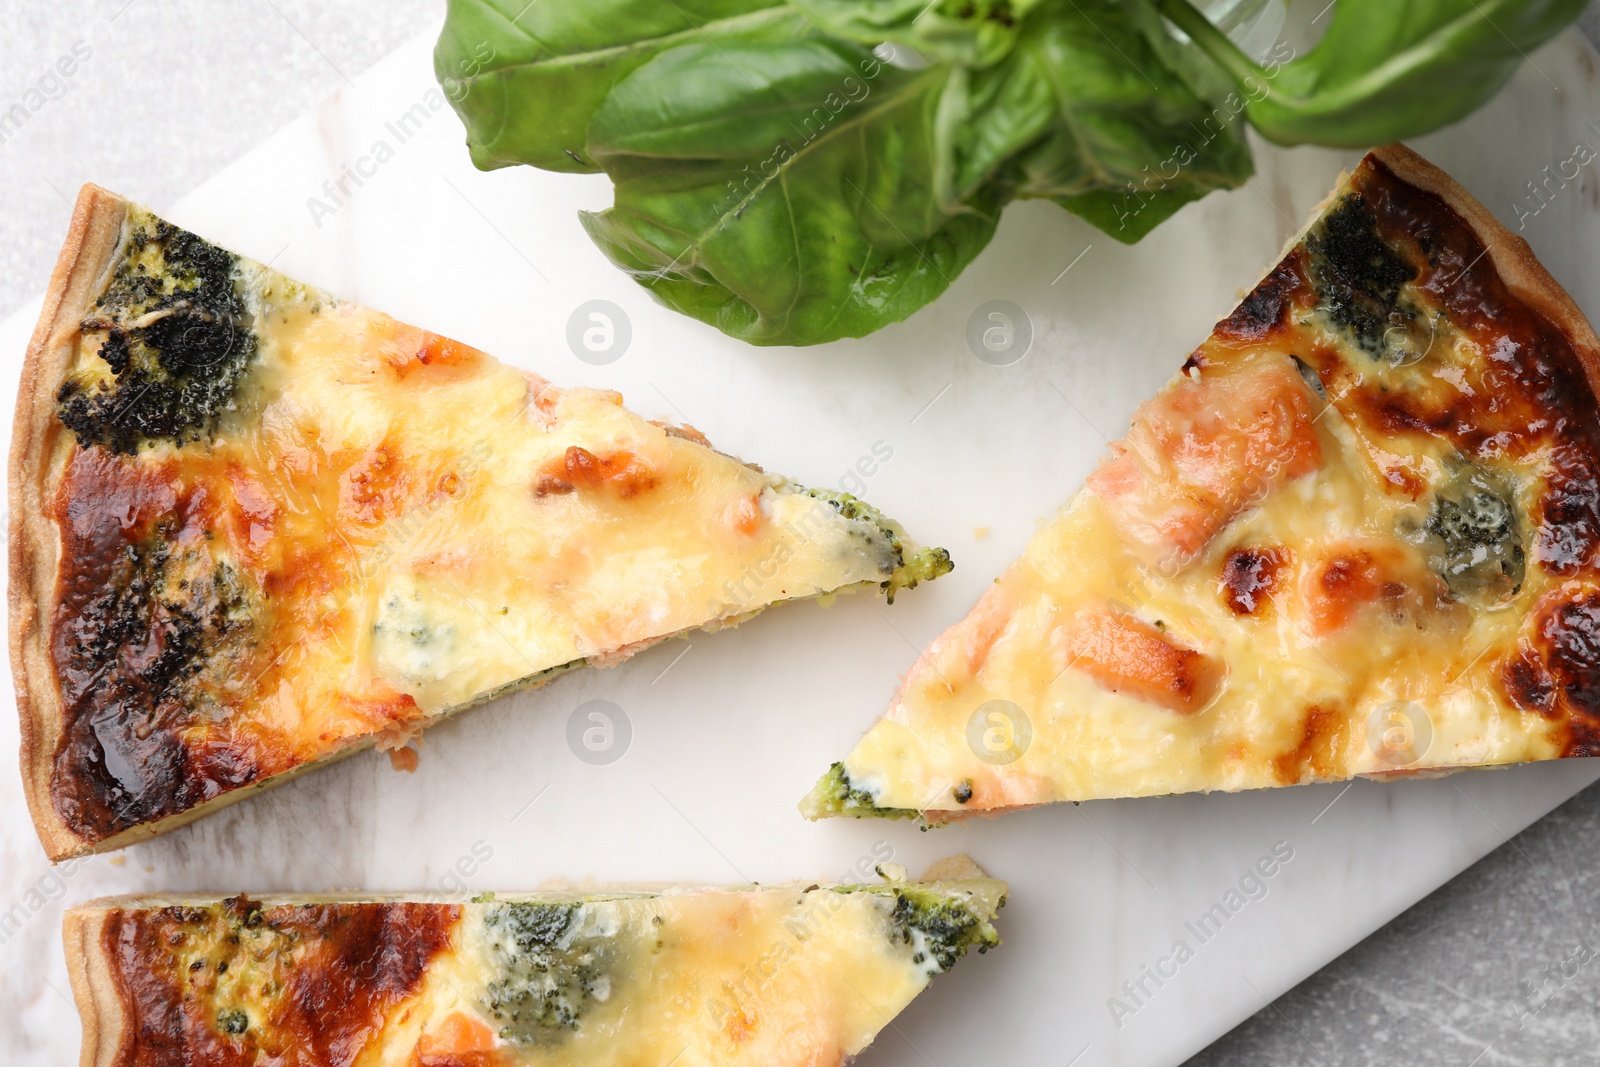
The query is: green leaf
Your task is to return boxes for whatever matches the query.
[939,0,1253,243]
[790,0,1047,68]
[434,0,810,173]
[1158,0,1588,148]
[581,39,1000,346]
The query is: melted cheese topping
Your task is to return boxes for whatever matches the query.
[232,284,903,724]
[809,156,1600,815]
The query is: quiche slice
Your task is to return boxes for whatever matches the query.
[63,859,1005,1067]
[12,185,952,860]
[803,144,1600,821]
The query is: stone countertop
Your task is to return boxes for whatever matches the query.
[5,4,1600,1066]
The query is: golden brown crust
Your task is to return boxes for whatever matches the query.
[63,905,126,1067]
[1370,142,1600,406]
[11,184,130,861]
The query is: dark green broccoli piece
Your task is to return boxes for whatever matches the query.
[216,1009,249,1035]
[1415,461,1524,603]
[802,763,921,821]
[800,488,953,603]
[888,888,1002,973]
[57,210,258,454]
[1305,193,1422,362]
[479,903,619,1046]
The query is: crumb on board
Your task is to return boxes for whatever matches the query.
[973,526,990,540]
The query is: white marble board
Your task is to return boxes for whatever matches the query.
[6,22,1600,1067]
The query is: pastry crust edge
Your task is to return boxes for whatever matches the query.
[63,905,124,1067]
[11,182,129,862]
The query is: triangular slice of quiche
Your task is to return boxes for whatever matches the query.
[12,185,952,860]
[63,859,1004,1066]
[804,144,1600,821]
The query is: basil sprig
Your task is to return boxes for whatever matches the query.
[438,0,1586,347]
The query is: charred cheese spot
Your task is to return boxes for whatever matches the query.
[48,450,263,842]
[1220,546,1289,615]
[1213,259,1305,344]
[1501,648,1556,717]
[1271,705,1349,785]
[104,897,457,1066]
[1300,543,1428,637]
[1538,441,1600,574]
[338,444,409,526]
[1512,590,1600,754]
[534,446,659,500]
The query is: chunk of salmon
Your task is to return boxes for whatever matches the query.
[1054,608,1222,714]
[1300,540,1428,637]
[1087,352,1322,566]
[415,1011,498,1067]
[377,321,489,378]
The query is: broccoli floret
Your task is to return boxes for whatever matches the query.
[800,488,953,603]
[1305,193,1421,362]
[216,1009,249,1035]
[801,763,921,821]
[479,903,618,1046]
[1421,462,1524,602]
[57,210,258,454]
[888,888,1002,973]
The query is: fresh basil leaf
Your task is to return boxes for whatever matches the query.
[791,0,1047,68]
[1158,0,1587,148]
[938,0,1252,243]
[435,0,809,173]
[581,38,1000,346]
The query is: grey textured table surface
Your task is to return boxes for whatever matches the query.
[5,3,1600,1065]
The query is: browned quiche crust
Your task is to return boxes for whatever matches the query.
[12,183,130,861]
[63,904,125,1067]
